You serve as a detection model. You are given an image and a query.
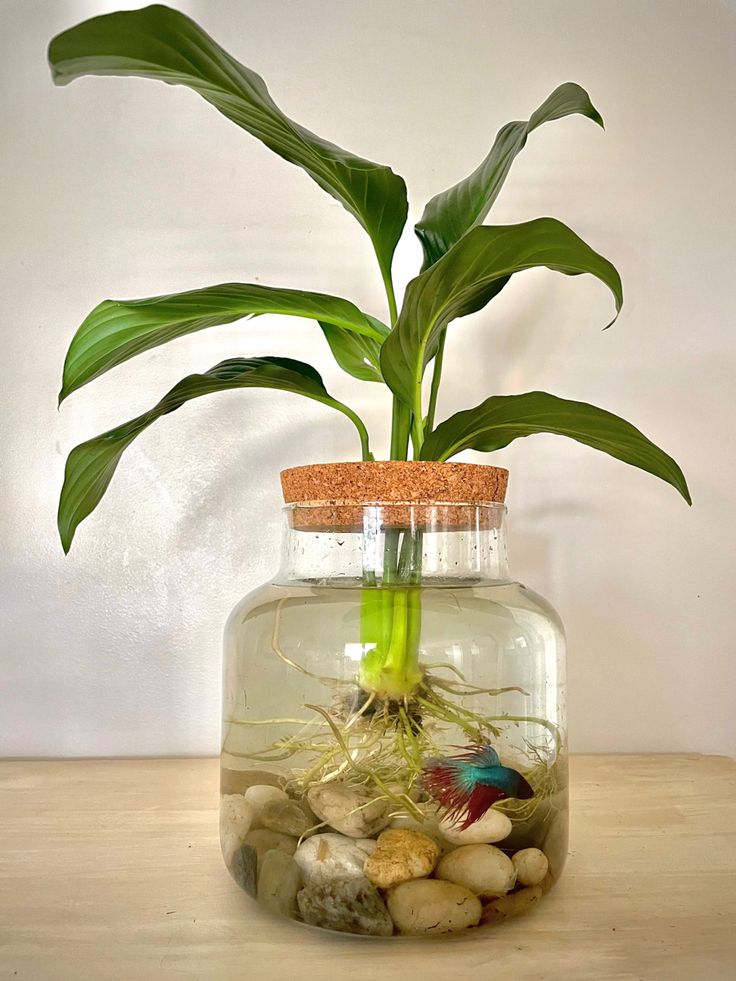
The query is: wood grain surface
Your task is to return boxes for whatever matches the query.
[1,755,734,981]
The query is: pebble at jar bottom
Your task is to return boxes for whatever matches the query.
[220,761,567,936]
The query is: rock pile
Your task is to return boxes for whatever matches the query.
[221,772,556,937]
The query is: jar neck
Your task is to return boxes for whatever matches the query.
[276,503,510,585]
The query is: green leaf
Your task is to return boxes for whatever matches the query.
[416,82,603,270]
[319,315,389,382]
[421,391,691,504]
[48,4,407,283]
[59,283,387,402]
[381,218,622,414]
[58,357,371,552]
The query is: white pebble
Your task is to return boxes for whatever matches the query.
[439,807,512,845]
[512,847,549,886]
[244,784,288,815]
[294,832,373,885]
[436,843,516,897]
[219,794,255,863]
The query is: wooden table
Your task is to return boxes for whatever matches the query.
[1,755,734,980]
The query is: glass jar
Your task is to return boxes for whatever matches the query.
[220,463,567,937]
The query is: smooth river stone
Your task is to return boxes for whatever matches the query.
[436,843,516,897]
[363,829,440,889]
[220,794,255,863]
[294,832,376,886]
[259,798,312,837]
[386,879,481,935]
[297,876,393,937]
[512,847,549,887]
[257,849,302,917]
[244,784,289,817]
[307,782,390,838]
[242,829,298,873]
[438,807,512,845]
[480,884,544,924]
[229,843,258,897]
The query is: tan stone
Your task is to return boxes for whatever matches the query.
[481,884,543,924]
[363,829,440,889]
[386,879,481,935]
[436,843,516,897]
[512,847,549,886]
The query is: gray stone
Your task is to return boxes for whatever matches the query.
[260,798,312,837]
[257,849,302,917]
[243,828,298,873]
[307,782,390,838]
[297,876,393,936]
[229,843,257,897]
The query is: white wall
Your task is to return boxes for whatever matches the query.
[1,0,734,758]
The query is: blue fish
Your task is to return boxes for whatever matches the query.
[423,744,533,828]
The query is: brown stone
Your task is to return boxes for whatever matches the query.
[480,884,544,924]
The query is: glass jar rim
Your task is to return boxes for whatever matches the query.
[282,500,508,532]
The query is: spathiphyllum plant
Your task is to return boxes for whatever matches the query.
[51,4,689,703]
[49,6,690,933]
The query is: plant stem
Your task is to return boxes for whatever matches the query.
[333,401,373,460]
[390,397,411,461]
[425,327,446,434]
[378,257,413,464]
[356,254,423,702]
[411,413,424,457]
[380,263,399,327]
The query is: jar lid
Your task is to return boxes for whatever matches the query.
[280,461,508,505]
[280,462,508,530]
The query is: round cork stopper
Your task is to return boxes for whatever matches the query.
[280,462,508,530]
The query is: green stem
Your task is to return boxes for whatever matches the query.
[411,413,424,457]
[333,401,373,461]
[357,254,424,700]
[425,327,446,434]
[380,263,399,327]
[359,584,422,699]
[390,397,411,461]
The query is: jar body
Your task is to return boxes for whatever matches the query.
[220,503,567,937]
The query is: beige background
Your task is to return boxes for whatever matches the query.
[1,0,734,757]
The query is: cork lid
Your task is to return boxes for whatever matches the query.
[280,462,508,530]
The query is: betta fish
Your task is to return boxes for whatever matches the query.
[423,744,533,829]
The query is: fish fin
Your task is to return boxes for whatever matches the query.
[458,784,507,829]
[453,743,501,769]
[423,758,476,815]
